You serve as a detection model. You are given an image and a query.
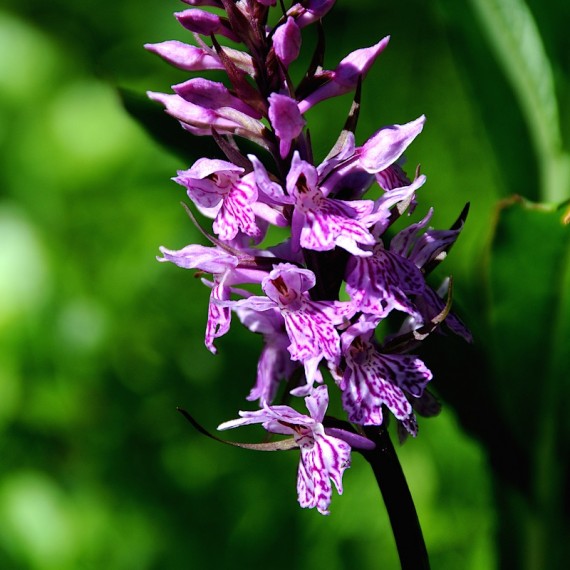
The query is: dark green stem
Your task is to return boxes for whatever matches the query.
[362,425,430,570]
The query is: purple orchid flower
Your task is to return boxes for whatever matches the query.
[339,317,432,434]
[218,385,353,515]
[174,158,262,242]
[223,263,355,392]
[345,242,425,319]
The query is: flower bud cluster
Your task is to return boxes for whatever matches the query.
[147,0,470,514]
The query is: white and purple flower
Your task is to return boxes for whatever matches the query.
[218,385,353,515]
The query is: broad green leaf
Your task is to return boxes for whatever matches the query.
[485,197,570,445]
[469,0,570,202]
[485,196,570,568]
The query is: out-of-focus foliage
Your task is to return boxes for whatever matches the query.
[1,0,568,568]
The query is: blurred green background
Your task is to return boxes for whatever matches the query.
[1,0,568,568]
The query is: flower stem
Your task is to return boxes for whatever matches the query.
[362,425,430,570]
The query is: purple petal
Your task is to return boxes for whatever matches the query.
[268,93,306,158]
[345,246,424,318]
[205,282,232,353]
[249,155,292,204]
[175,9,239,42]
[305,384,329,423]
[272,16,302,68]
[297,432,351,515]
[359,116,425,173]
[144,41,224,71]
[157,244,238,273]
[298,37,389,113]
[174,78,262,118]
[290,0,336,28]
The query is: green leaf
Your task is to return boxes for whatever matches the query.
[469,0,570,202]
[485,197,570,444]
[485,196,570,567]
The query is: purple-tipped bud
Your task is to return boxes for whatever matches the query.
[289,0,336,28]
[298,37,389,113]
[268,93,306,158]
[144,41,225,72]
[273,17,302,68]
[176,9,239,42]
[174,78,262,118]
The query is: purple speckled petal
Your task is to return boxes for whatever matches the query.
[345,245,424,318]
[249,155,292,204]
[205,281,232,353]
[297,429,351,515]
[304,383,329,423]
[341,340,431,431]
[218,385,351,515]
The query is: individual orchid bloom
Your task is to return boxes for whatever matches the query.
[339,317,432,434]
[249,152,378,255]
[298,37,389,113]
[345,239,425,319]
[218,385,352,514]
[287,152,380,255]
[236,306,299,405]
[272,16,302,68]
[174,158,262,241]
[388,208,472,342]
[224,263,355,390]
[175,9,239,42]
[268,93,306,158]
